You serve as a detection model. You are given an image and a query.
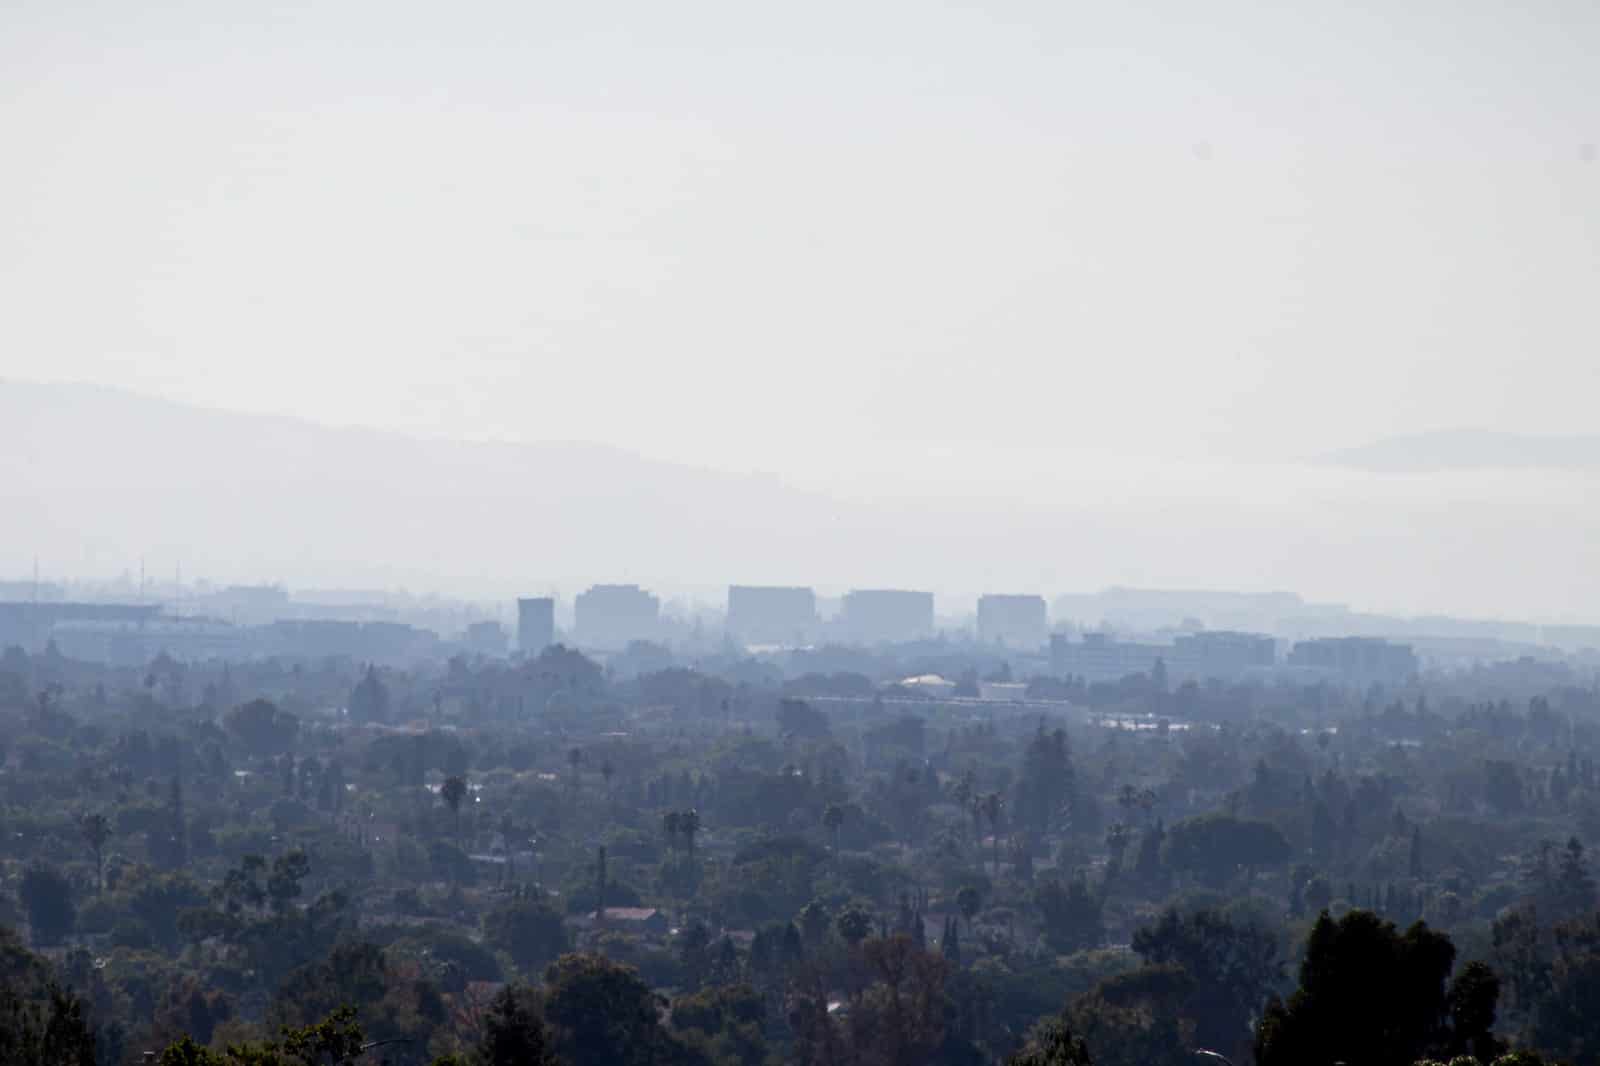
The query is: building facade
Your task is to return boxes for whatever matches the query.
[840,589,935,644]
[727,585,816,646]
[517,597,555,656]
[574,584,659,649]
[976,594,1048,649]
[1050,629,1277,683]
[1288,637,1417,684]
[0,601,161,651]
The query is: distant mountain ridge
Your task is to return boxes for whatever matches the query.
[1320,429,1600,472]
[5,381,1599,619]
[0,379,833,592]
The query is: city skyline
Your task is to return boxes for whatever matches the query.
[5,380,1600,624]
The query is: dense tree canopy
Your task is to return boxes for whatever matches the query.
[0,627,1598,1066]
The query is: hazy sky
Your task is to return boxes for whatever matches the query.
[5,0,1597,472]
[4,2,1599,619]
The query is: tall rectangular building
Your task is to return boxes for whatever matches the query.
[727,585,816,646]
[574,584,660,649]
[841,589,935,644]
[517,597,555,656]
[976,594,1048,649]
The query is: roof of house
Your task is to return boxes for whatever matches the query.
[594,907,661,922]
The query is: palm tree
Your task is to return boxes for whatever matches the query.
[982,793,1005,877]
[79,812,111,894]
[441,775,468,857]
[567,748,583,807]
[822,803,845,853]
[680,808,701,861]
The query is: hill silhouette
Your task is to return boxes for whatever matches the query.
[0,380,831,593]
[1320,429,1600,473]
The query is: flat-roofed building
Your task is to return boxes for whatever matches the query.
[466,620,508,657]
[0,601,161,651]
[1171,630,1276,677]
[1050,629,1277,684]
[727,585,816,646]
[841,589,934,644]
[574,584,659,649]
[1288,637,1417,684]
[977,594,1048,649]
[517,597,555,656]
[1050,632,1169,682]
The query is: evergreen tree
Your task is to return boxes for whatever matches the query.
[478,985,559,1066]
[942,916,962,966]
[1255,910,1461,1066]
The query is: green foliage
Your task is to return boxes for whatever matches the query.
[1254,910,1464,1066]
[18,864,75,946]
[670,983,769,1066]
[224,699,299,758]
[1016,724,1075,836]
[1009,1013,1094,1066]
[391,927,504,984]
[475,984,558,1066]
[1163,814,1291,887]
[1130,906,1282,1060]
[483,898,569,977]
[157,1006,366,1066]
[836,904,873,946]
[1526,911,1600,1064]
[0,982,97,1066]
[123,871,210,953]
[1066,970,1192,1066]
[349,667,390,725]
[542,953,707,1066]
[1037,876,1103,954]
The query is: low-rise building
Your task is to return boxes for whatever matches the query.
[1288,637,1417,684]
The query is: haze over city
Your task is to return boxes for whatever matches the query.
[9,5,1600,1066]
[4,1,1599,618]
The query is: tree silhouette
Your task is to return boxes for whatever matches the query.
[78,812,111,894]
[542,954,701,1065]
[1254,909,1461,1066]
[956,885,982,933]
[823,803,846,853]
[477,985,559,1066]
[837,905,873,947]
[1010,1012,1094,1066]
[441,775,469,867]
[19,865,74,946]
[680,809,701,860]
[982,793,1005,877]
[567,747,583,802]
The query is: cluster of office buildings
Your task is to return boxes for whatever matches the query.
[0,580,1431,686]
[515,584,1419,685]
